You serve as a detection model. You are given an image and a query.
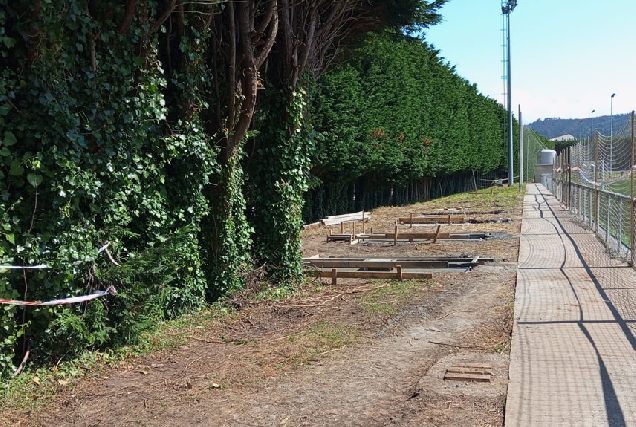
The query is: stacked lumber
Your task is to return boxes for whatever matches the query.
[321,211,370,226]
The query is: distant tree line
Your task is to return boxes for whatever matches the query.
[528,113,632,140]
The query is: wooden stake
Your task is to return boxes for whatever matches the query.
[410,213,413,228]
[352,221,356,236]
[331,268,337,286]
[397,265,403,281]
[340,222,344,234]
[362,211,366,233]
[447,214,451,225]
[433,225,441,243]
[394,221,398,246]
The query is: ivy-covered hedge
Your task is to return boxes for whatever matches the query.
[0,0,216,376]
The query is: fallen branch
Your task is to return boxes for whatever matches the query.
[13,347,30,377]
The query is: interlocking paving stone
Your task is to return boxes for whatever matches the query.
[506,184,636,426]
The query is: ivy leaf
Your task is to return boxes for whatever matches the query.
[4,234,14,245]
[3,131,17,146]
[27,173,43,188]
[8,160,23,176]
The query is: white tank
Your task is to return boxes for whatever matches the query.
[537,149,556,165]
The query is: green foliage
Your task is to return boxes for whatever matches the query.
[248,88,314,283]
[0,0,217,377]
[204,154,253,299]
[306,31,510,219]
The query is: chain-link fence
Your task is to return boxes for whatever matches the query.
[553,111,635,264]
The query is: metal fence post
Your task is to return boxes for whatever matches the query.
[619,197,623,253]
[606,194,610,244]
[631,111,635,266]
[594,130,599,232]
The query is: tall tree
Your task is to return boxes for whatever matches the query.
[248,1,448,282]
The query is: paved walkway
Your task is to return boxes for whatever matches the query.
[506,184,636,426]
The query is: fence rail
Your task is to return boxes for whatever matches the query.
[553,111,635,265]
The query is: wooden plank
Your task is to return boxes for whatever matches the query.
[321,211,371,226]
[446,367,492,375]
[376,232,451,240]
[326,234,354,243]
[398,216,467,224]
[451,363,493,368]
[304,260,448,269]
[302,257,495,263]
[308,270,432,280]
[443,372,491,382]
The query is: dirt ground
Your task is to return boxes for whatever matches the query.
[7,189,522,427]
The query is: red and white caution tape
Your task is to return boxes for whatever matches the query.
[0,264,51,269]
[0,286,116,306]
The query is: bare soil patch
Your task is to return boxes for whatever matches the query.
[5,188,521,427]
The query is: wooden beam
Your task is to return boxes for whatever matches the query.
[304,260,448,269]
[398,216,467,224]
[303,257,495,263]
[309,270,432,280]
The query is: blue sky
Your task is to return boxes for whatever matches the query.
[425,0,636,124]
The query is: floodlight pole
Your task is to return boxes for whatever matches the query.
[502,1,517,186]
[610,93,615,174]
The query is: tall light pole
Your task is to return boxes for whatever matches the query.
[591,109,596,140]
[610,93,615,174]
[502,0,518,186]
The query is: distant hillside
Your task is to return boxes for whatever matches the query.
[527,113,632,140]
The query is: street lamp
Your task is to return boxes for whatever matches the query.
[610,93,615,174]
[502,0,518,186]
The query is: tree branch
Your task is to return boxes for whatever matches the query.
[118,0,137,34]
